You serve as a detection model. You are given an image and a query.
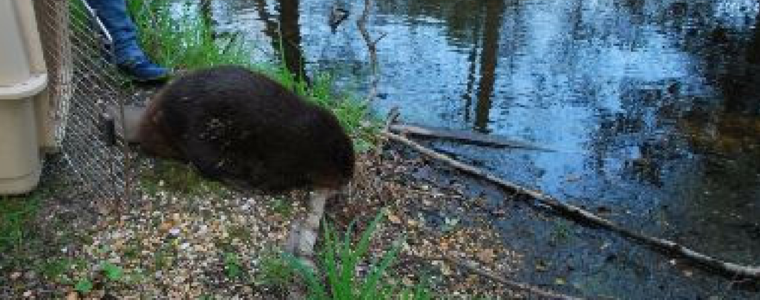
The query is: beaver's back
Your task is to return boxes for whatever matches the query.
[139,66,355,191]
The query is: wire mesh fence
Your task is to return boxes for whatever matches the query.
[34,0,135,201]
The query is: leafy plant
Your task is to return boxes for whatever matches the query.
[287,211,431,299]
[75,278,94,294]
[39,258,84,284]
[224,252,244,279]
[101,262,124,281]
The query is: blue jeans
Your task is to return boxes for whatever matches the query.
[85,0,145,65]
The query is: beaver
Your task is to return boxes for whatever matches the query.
[118,65,355,192]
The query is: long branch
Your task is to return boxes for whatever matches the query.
[389,123,554,151]
[382,130,760,280]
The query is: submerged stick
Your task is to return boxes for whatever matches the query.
[382,130,760,280]
[390,123,553,151]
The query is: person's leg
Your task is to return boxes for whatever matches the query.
[85,0,169,82]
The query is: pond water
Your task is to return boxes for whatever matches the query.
[198,0,759,297]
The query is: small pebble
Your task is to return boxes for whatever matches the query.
[10,272,22,280]
[169,228,181,236]
[25,271,37,280]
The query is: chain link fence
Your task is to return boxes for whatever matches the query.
[34,0,136,200]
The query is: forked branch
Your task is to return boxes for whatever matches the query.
[357,0,386,104]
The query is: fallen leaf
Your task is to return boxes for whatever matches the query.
[440,262,453,276]
[402,277,414,286]
[439,241,449,251]
[535,260,549,272]
[388,214,402,224]
[66,291,79,300]
[477,249,496,264]
[600,242,611,250]
[492,209,507,217]
[158,221,173,233]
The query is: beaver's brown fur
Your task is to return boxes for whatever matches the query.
[136,66,355,191]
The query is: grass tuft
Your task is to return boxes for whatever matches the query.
[286,211,432,299]
[256,250,296,290]
[127,0,251,70]
[138,160,228,198]
[0,193,43,254]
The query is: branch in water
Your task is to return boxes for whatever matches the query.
[357,0,383,104]
[381,124,760,280]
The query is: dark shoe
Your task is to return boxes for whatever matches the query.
[118,57,170,83]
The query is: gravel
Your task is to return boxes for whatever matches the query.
[1,149,525,299]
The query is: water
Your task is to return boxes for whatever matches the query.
[200,0,759,297]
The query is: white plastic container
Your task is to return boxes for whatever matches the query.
[0,0,49,195]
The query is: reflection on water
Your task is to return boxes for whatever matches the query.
[198,0,759,296]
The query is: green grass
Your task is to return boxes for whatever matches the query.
[0,184,128,295]
[223,252,244,279]
[69,261,127,296]
[127,0,250,70]
[126,0,377,146]
[270,197,295,218]
[0,184,67,274]
[287,212,432,300]
[75,278,94,294]
[139,160,228,198]
[36,257,91,286]
[0,193,43,254]
[101,262,125,281]
[256,250,296,289]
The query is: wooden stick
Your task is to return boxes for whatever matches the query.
[382,130,760,280]
[413,223,582,299]
[390,123,554,151]
[440,255,582,300]
[384,108,400,132]
[357,0,386,104]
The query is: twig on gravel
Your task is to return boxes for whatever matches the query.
[435,255,582,300]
